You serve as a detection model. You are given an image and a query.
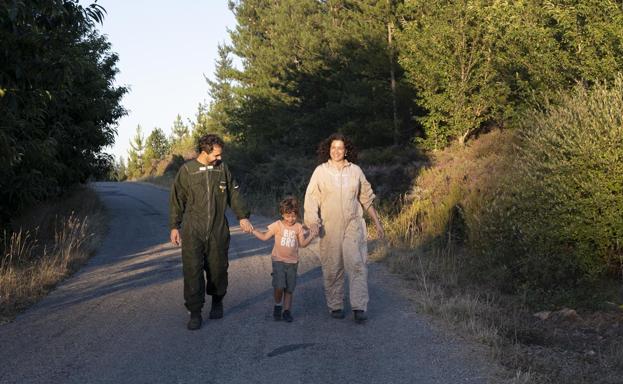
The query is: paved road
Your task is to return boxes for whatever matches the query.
[0,182,493,383]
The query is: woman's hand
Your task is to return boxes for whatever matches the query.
[308,223,320,237]
[367,206,385,240]
[375,222,385,240]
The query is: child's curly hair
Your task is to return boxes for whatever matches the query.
[316,133,358,164]
[279,196,299,215]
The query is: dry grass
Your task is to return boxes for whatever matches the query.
[0,186,107,322]
[377,130,528,382]
[386,129,515,249]
[382,238,551,383]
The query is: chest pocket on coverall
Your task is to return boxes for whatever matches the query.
[189,172,206,207]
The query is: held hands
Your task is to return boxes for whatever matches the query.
[308,223,320,238]
[171,220,256,245]
[239,218,254,233]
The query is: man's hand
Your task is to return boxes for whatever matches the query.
[239,218,254,233]
[170,229,181,246]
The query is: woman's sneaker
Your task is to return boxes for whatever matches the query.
[273,305,282,321]
[282,310,293,322]
[330,309,345,319]
[353,310,367,324]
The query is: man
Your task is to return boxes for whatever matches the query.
[169,134,253,330]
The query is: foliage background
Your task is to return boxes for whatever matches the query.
[0,0,126,229]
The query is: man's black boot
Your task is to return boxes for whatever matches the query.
[209,295,224,319]
[187,311,202,330]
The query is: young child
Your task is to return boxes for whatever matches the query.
[250,196,315,322]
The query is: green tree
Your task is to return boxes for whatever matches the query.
[227,0,415,151]
[397,0,623,149]
[398,0,512,149]
[197,44,236,139]
[143,127,169,174]
[545,0,623,85]
[0,0,126,226]
[116,156,128,181]
[127,125,145,178]
[191,103,211,139]
[170,114,189,145]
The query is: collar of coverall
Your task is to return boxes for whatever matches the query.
[195,158,222,168]
[326,159,351,170]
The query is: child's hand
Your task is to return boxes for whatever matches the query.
[240,218,254,233]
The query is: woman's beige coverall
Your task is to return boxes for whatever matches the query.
[304,161,375,312]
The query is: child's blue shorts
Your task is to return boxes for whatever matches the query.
[271,261,298,293]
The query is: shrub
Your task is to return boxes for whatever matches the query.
[474,77,623,301]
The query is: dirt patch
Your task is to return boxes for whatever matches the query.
[502,309,623,383]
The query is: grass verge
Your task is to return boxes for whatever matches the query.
[0,185,107,323]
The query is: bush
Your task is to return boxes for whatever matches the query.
[474,77,623,302]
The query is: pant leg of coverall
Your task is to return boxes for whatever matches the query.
[342,218,369,311]
[204,229,230,297]
[181,230,207,313]
[319,223,346,311]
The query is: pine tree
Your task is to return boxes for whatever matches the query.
[171,114,189,145]
[116,156,127,181]
[226,0,415,150]
[198,44,236,140]
[127,125,145,178]
[143,127,169,175]
[191,102,212,140]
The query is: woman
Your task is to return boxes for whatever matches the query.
[304,133,384,323]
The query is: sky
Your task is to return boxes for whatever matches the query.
[83,1,237,159]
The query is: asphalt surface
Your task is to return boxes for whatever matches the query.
[0,181,493,383]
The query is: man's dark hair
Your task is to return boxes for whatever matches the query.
[197,134,225,154]
[316,133,358,164]
[279,196,299,215]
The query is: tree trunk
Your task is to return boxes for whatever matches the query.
[388,19,399,145]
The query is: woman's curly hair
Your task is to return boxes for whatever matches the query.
[316,133,358,164]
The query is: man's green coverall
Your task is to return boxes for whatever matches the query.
[169,160,250,313]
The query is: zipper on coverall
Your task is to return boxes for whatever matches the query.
[205,169,211,241]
